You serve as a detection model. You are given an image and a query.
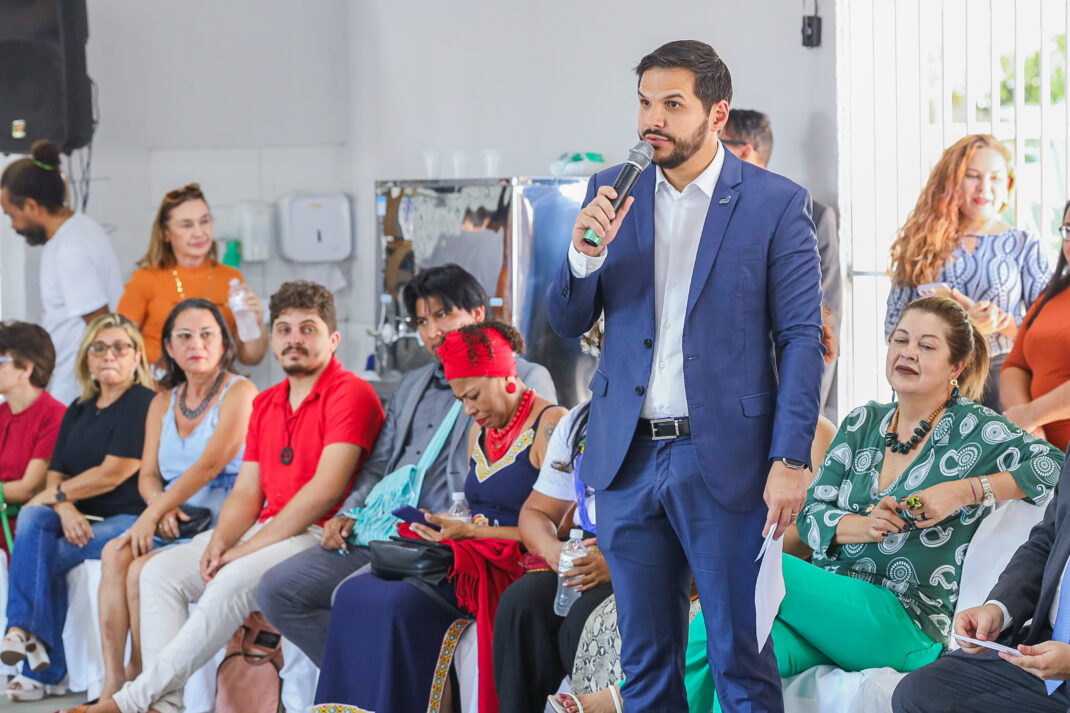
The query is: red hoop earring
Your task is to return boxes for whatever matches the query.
[505,381,517,394]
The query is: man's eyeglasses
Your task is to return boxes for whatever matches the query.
[1059,225,1070,241]
[170,329,220,345]
[88,342,136,357]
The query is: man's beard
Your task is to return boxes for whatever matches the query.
[643,118,710,170]
[281,346,316,376]
[17,224,47,247]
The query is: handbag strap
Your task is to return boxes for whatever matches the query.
[403,575,469,620]
[410,400,463,495]
[0,486,12,552]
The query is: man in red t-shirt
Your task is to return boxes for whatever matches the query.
[102,281,384,713]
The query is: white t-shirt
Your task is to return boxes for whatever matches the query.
[533,403,597,528]
[39,212,123,405]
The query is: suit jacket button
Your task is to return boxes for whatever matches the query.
[643,338,653,348]
[635,386,645,396]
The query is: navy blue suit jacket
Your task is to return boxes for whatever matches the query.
[546,149,825,511]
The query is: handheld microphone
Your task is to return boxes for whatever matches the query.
[582,141,654,247]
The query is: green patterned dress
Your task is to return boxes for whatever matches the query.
[799,397,1063,643]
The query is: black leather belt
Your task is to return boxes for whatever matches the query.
[636,417,690,440]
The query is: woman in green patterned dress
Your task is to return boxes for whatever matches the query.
[557,296,1065,713]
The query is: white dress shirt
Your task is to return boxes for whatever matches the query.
[568,143,726,419]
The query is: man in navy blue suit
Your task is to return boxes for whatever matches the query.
[546,40,824,711]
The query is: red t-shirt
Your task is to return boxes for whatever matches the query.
[0,391,66,484]
[243,356,384,525]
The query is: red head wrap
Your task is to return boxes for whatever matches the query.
[438,327,517,380]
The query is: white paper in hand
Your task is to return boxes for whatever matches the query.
[754,528,785,650]
[951,634,1022,656]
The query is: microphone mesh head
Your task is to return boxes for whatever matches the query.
[628,141,655,168]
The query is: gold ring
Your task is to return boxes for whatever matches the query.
[789,512,799,523]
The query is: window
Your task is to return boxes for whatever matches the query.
[836,0,1068,407]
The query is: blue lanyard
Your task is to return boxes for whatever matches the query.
[572,449,596,534]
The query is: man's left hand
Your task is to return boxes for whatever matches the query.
[764,461,809,539]
[1001,641,1070,681]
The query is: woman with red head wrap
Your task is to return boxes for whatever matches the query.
[313,321,566,713]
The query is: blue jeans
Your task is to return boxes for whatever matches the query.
[6,505,137,684]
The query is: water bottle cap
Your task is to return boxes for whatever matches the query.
[451,492,466,501]
[569,528,584,539]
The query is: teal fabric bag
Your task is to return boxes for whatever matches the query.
[345,400,463,547]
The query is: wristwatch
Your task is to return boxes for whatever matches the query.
[777,458,807,470]
[55,483,67,503]
[978,475,995,508]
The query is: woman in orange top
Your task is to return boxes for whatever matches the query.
[1001,199,1070,450]
[118,184,269,371]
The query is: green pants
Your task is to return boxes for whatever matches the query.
[683,554,942,713]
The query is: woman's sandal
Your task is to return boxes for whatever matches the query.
[4,673,67,702]
[547,687,624,713]
[0,629,50,671]
[547,693,585,713]
[0,629,28,666]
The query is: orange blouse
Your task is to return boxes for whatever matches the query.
[1002,286,1070,451]
[117,263,243,368]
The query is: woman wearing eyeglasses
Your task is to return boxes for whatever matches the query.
[96,298,257,701]
[117,183,269,372]
[1000,200,1070,451]
[0,314,155,702]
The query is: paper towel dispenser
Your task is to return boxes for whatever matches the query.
[277,193,352,263]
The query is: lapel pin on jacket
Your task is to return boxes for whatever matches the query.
[719,196,732,205]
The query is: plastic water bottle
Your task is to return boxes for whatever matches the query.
[554,529,588,616]
[228,278,261,342]
[445,492,470,522]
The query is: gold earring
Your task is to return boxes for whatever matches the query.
[950,378,959,387]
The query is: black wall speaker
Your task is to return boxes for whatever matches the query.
[0,0,93,154]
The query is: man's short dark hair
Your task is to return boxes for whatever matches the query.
[0,321,56,388]
[635,40,733,114]
[269,281,337,332]
[724,109,774,166]
[402,264,488,320]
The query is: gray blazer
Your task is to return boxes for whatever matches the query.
[341,356,556,513]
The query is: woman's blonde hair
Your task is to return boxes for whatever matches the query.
[892,296,989,401]
[137,183,217,269]
[74,314,155,402]
[888,135,1014,288]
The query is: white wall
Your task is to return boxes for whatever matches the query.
[3,1,837,389]
[345,0,838,327]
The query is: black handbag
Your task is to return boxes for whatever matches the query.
[177,505,214,539]
[368,537,468,619]
[368,536,455,585]
[154,505,214,543]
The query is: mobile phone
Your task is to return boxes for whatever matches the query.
[917,282,952,298]
[392,505,440,531]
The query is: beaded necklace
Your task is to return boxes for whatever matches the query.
[485,388,534,462]
[885,387,959,454]
[178,370,226,420]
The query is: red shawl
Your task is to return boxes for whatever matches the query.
[396,525,524,713]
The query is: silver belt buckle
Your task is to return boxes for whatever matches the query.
[649,418,679,440]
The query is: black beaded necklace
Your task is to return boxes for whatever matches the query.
[885,387,959,454]
[178,370,226,420]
